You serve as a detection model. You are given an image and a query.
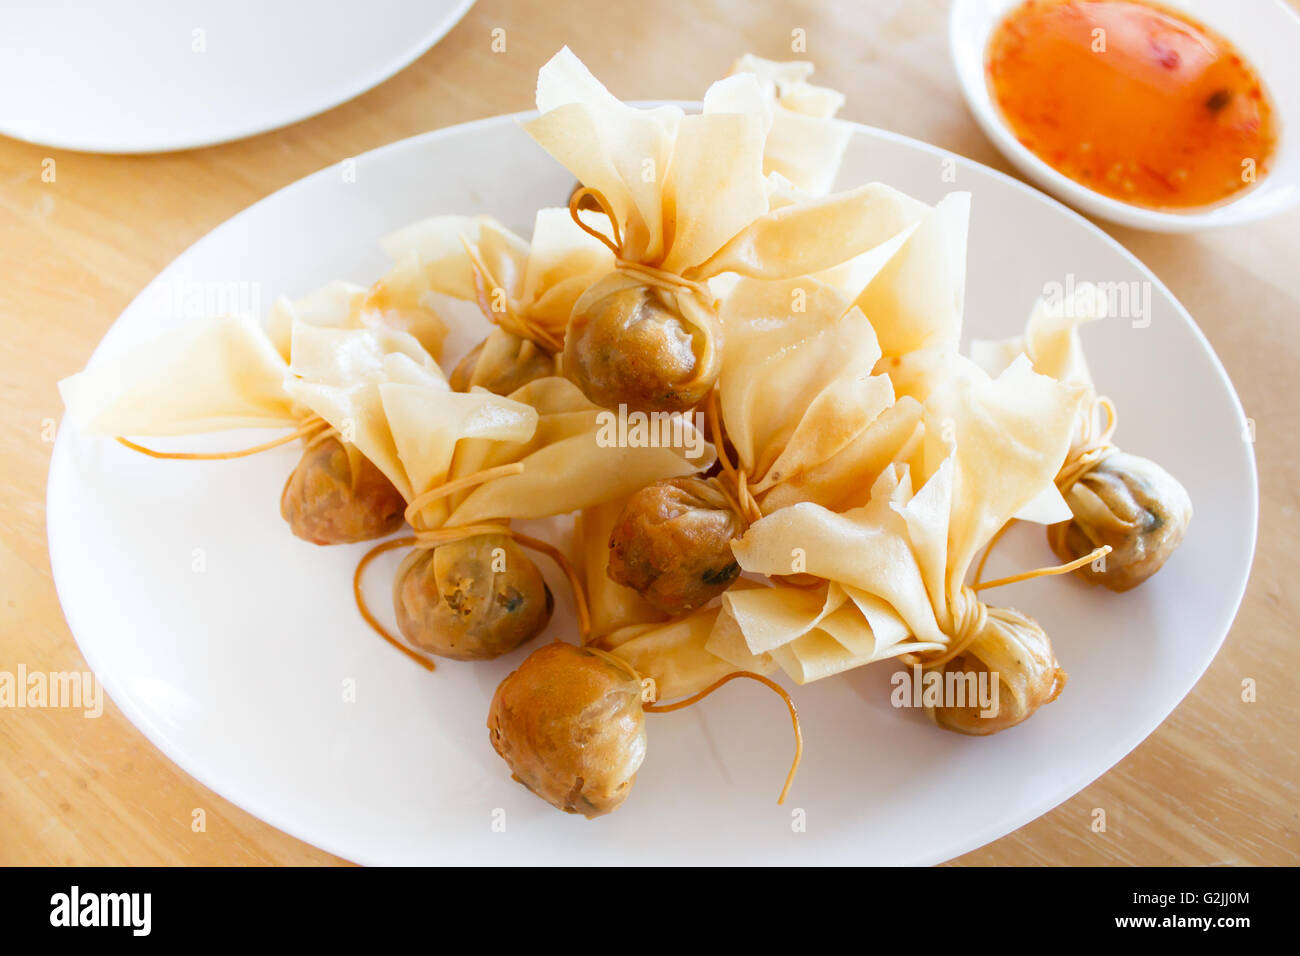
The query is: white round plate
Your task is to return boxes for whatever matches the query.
[0,0,475,153]
[47,114,1257,865]
[950,0,1300,231]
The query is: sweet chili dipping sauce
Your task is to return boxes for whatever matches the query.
[987,0,1278,210]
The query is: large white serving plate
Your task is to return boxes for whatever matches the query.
[0,0,475,153]
[46,113,1257,865]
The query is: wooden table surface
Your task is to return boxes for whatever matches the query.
[2,0,1296,866]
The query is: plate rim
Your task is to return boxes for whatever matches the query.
[46,110,1260,865]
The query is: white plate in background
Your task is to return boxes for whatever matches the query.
[46,114,1257,864]
[0,0,475,153]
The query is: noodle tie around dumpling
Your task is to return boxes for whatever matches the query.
[58,314,428,546]
[380,208,615,388]
[971,282,1193,591]
[714,355,1098,734]
[520,48,929,414]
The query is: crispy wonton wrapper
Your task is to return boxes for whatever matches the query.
[283,322,536,510]
[970,282,1192,591]
[720,355,1085,684]
[437,376,716,529]
[60,315,300,436]
[716,276,908,509]
[380,207,614,353]
[523,48,928,301]
[727,54,852,196]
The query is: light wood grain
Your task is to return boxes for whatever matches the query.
[1,0,1296,866]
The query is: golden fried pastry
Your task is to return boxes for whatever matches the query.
[488,642,647,817]
[280,435,406,546]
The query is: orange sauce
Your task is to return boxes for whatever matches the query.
[987,0,1278,210]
